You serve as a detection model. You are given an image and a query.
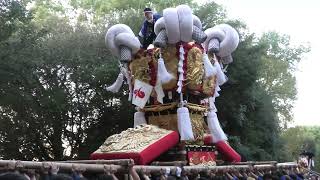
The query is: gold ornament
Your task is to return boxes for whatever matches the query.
[187,47,204,90]
[129,55,150,84]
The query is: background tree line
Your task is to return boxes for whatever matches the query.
[280,126,320,171]
[0,0,312,164]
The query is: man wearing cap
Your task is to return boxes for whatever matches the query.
[139,8,162,49]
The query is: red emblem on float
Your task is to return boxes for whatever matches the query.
[134,87,145,98]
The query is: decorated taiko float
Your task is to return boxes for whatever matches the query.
[90,4,242,165]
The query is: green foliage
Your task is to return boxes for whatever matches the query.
[0,0,310,161]
[217,30,282,160]
[0,0,31,41]
[0,1,134,160]
[193,1,226,29]
[257,32,310,124]
[281,126,320,171]
[69,0,194,16]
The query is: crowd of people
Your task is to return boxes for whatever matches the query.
[0,161,318,180]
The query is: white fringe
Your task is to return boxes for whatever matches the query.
[209,97,217,112]
[133,111,147,127]
[203,53,217,78]
[105,73,124,93]
[207,110,228,143]
[214,61,227,85]
[157,56,173,84]
[214,84,221,98]
[177,107,195,141]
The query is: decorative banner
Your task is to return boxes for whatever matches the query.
[132,79,153,108]
[187,151,216,166]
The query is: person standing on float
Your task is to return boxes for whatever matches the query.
[138,8,162,49]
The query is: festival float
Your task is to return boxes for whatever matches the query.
[90,4,242,166]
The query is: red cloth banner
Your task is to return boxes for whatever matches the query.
[187,151,216,165]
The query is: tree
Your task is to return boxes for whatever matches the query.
[0,0,31,41]
[0,1,134,160]
[257,32,310,125]
[281,126,320,171]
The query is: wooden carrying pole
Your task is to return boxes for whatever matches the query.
[0,160,298,173]
[233,161,278,165]
[133,163,298,173]
[151,161,188,166]
[0,160,125,173]
[60,159,132,165]
[183,165,250,172]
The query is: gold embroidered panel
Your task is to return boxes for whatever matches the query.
[129,55,150,84]
[96,125,174,153]
[187,47,204,90]
[202,75,217,96]
[161,46,179,90]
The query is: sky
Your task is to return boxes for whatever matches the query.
[212,0,320,126]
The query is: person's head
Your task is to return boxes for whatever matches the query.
[96,174,114,180]
[311,175,317,180]
[51,174,73,180]
[198,177,210,180]
[144,8,153,22]
[263,173,273,180]
[167,175,177,180]
[0,172,28,180]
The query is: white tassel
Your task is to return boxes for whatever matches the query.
[203,53,217,78]
[105,73,124,93]
[155,79,165,104]
[157,56,173,84]
[133,111,146,127]
[214,84,221,98]
[207,110,227,143]
[214,61,227,85]
[177,107,194,141]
